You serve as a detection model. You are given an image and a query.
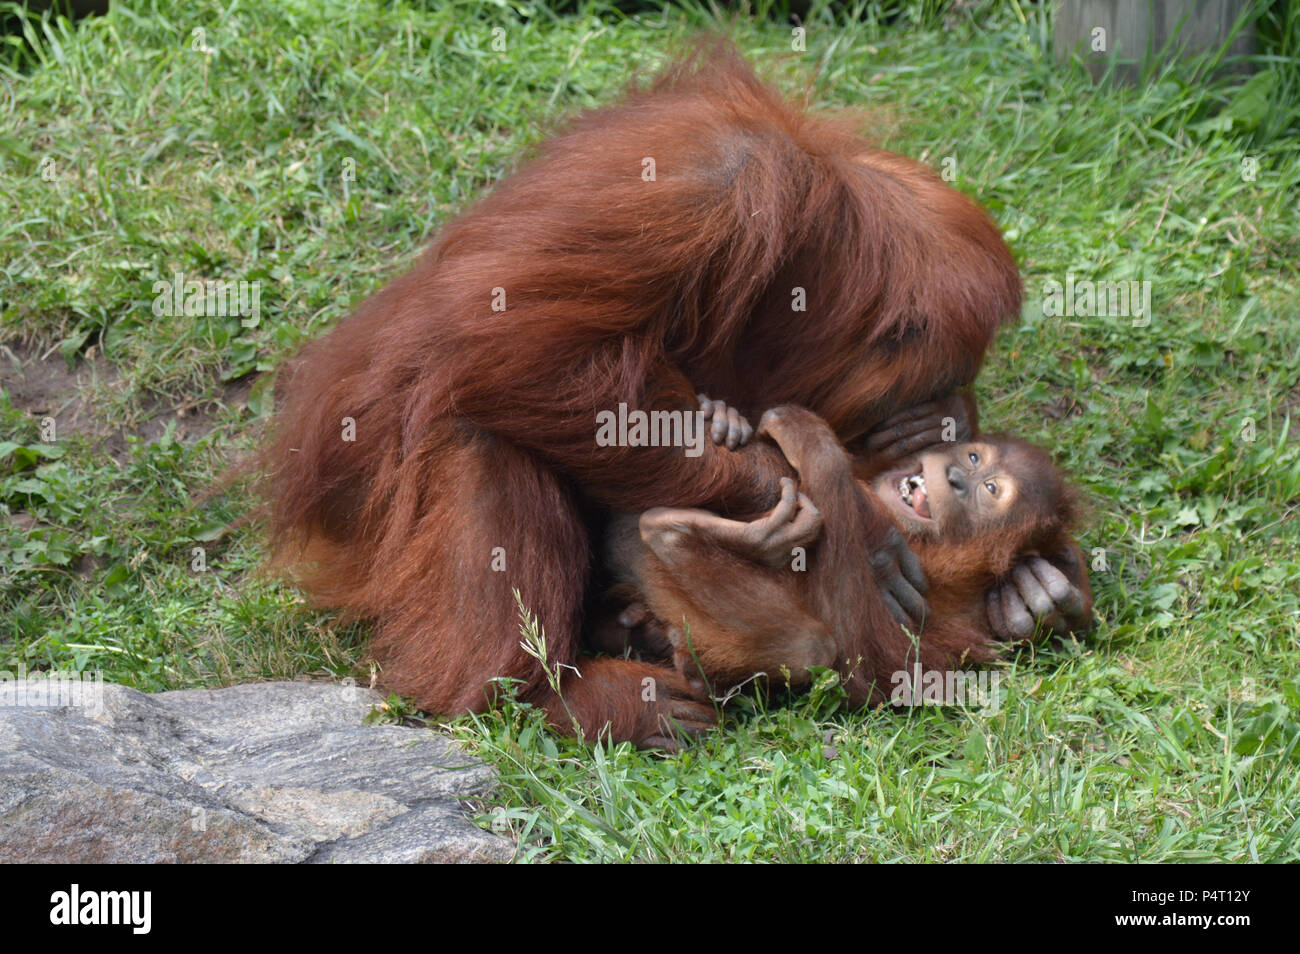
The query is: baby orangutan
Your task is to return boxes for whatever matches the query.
[603,402,1091,713]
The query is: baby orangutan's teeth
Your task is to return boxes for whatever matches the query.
[899,472,925,508]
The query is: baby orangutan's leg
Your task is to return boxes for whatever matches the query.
[635,480,834,690]
[640,476,822,569]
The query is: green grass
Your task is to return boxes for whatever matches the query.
[2,0,1299,862]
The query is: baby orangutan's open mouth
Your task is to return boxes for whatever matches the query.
[898,468,931,518]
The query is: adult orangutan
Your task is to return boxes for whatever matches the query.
[604,403,1091,736]
[263,39,1083,746]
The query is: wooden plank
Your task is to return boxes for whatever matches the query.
[1054,0,1258,82]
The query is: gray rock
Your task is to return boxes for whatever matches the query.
[0,679,511,863]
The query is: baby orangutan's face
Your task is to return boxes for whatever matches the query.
[872,441,1026,541]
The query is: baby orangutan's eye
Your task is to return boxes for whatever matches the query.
[984,481,997,495]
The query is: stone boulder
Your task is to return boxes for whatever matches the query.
[0,679,510,863]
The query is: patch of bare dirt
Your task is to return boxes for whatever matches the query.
[0,340,120,441]
[0,341,256,459]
